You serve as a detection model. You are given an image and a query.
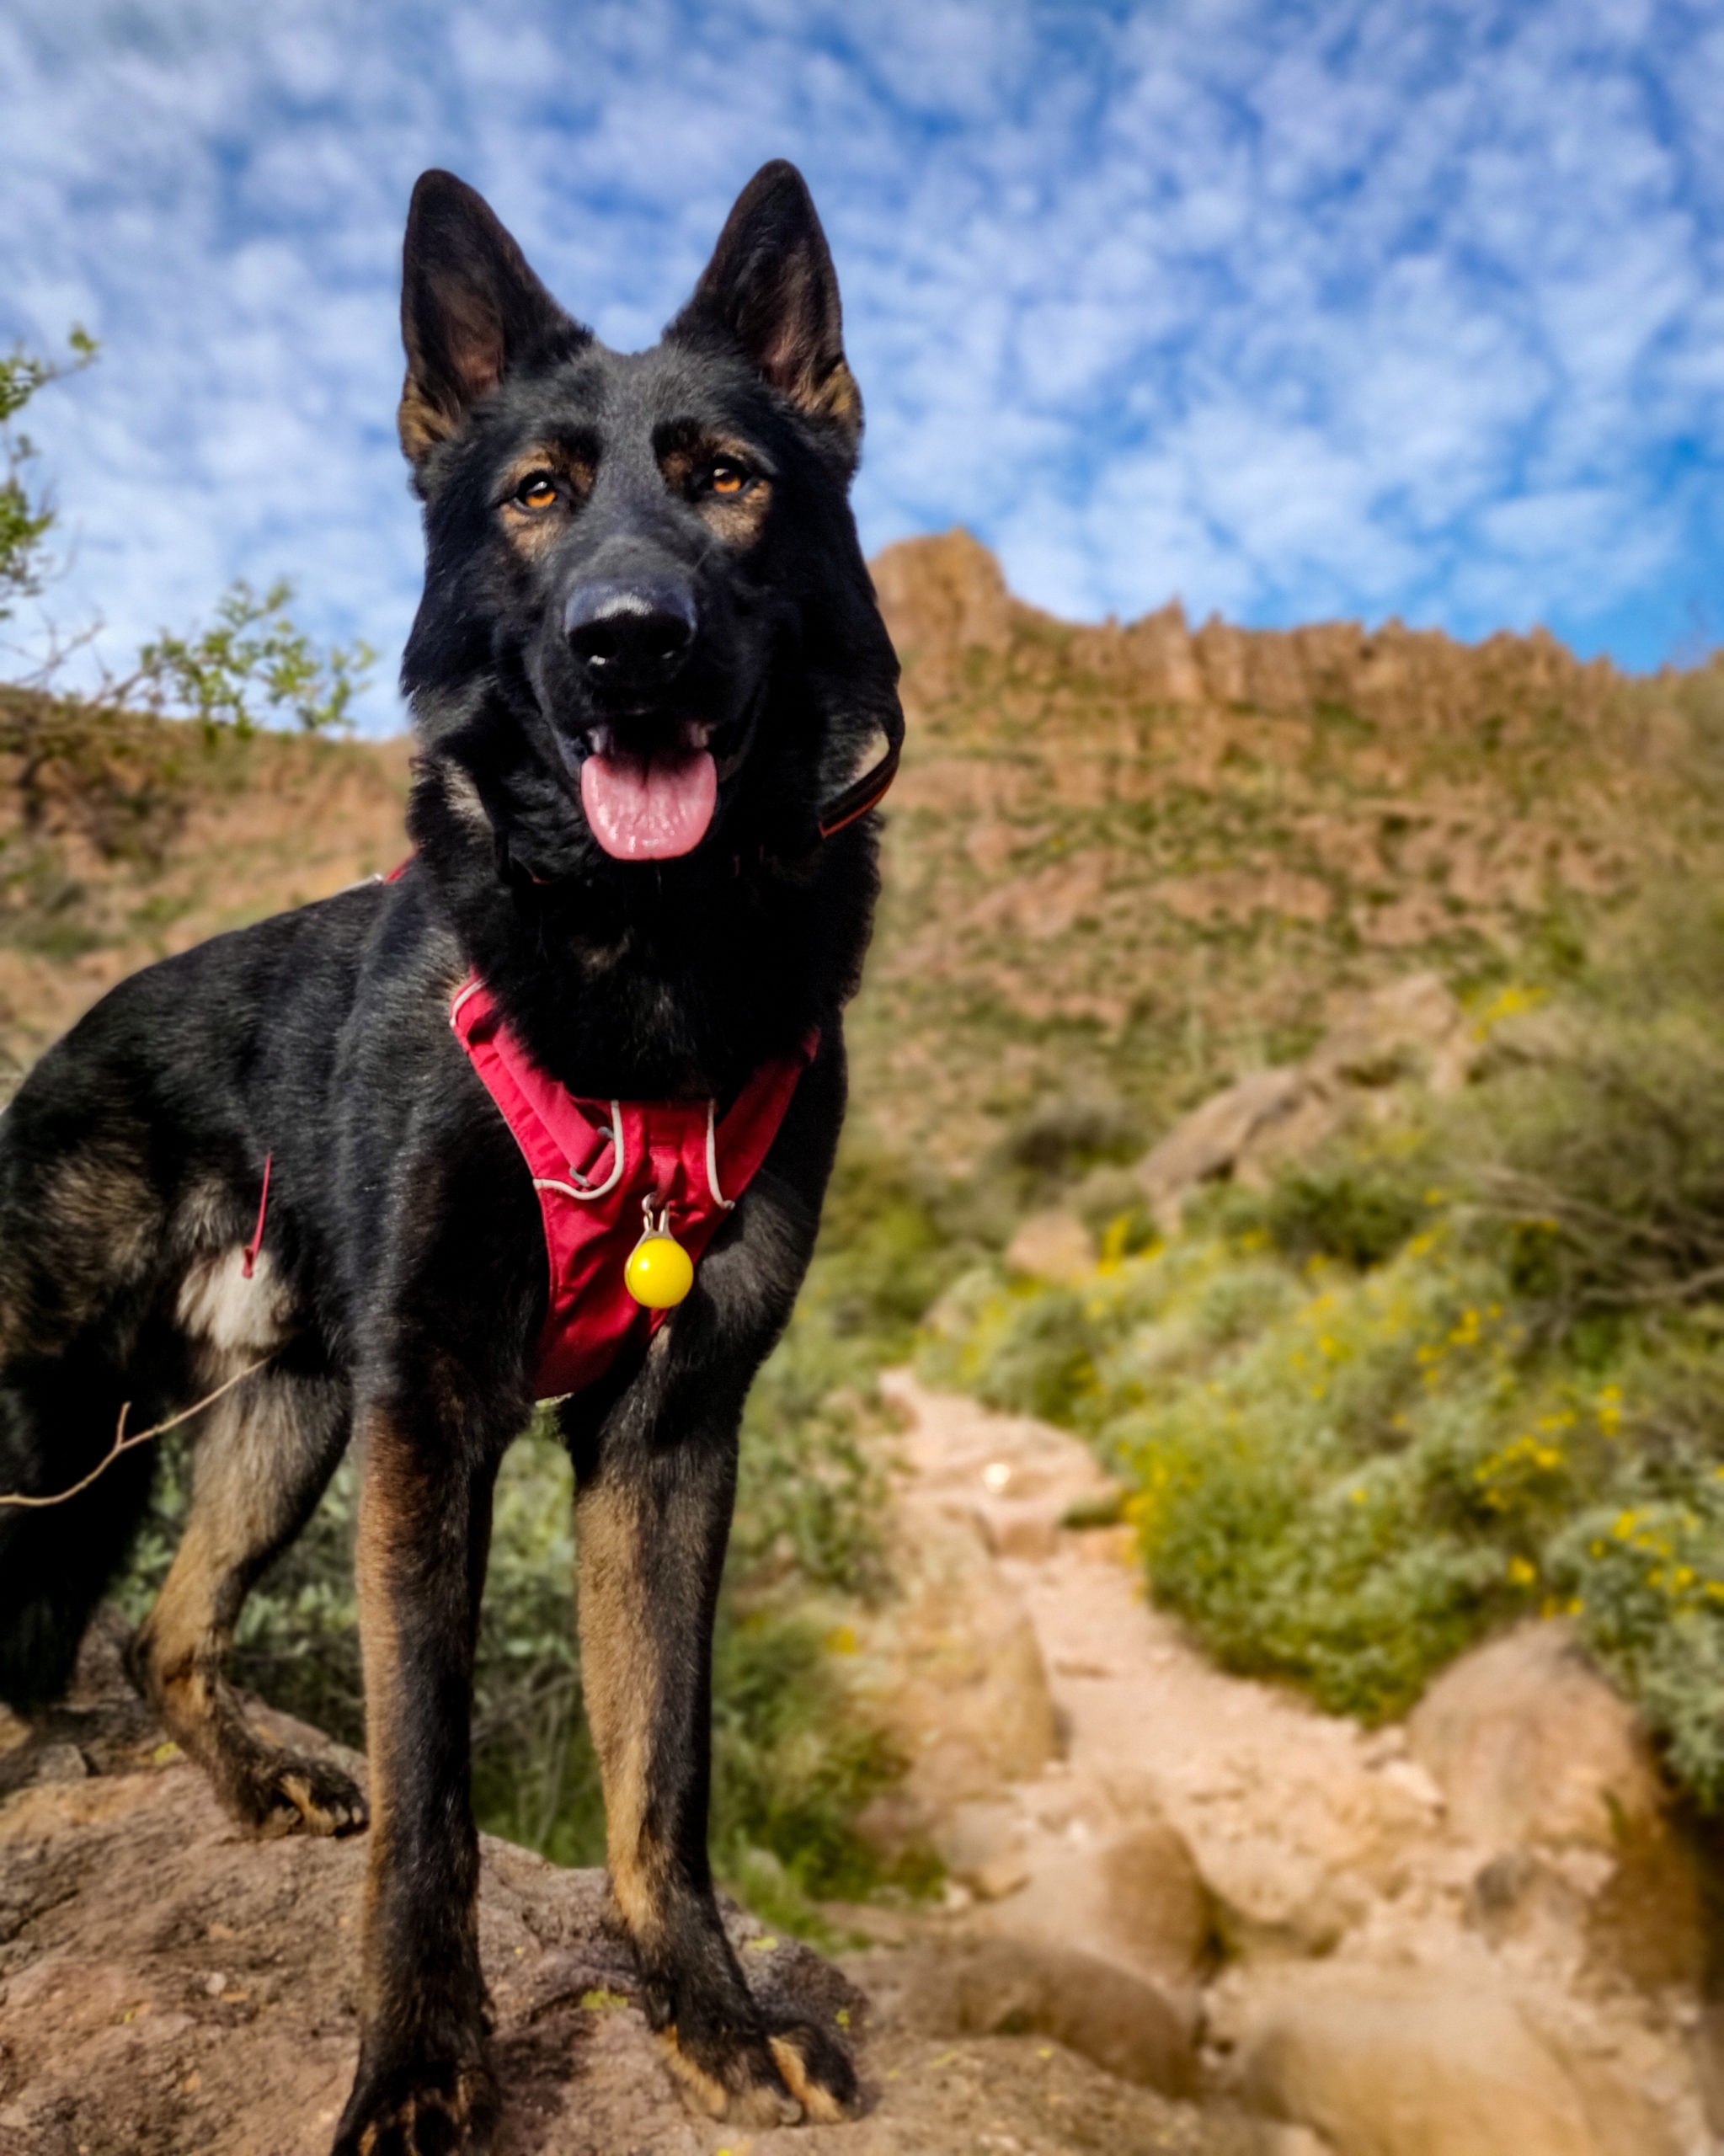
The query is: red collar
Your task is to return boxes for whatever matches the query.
[450,976,815,1399]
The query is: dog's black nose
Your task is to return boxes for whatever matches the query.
[564,579,697,691]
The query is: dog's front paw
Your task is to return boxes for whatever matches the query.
[768,2018,862,2125]
[330,2055,498,2156]
[226,1747,369,1839]
[659,2014,858,2127]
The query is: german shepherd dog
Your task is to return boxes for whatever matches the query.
[0,163,899,2150]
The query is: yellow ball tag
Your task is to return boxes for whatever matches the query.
[626,1230,694,1309]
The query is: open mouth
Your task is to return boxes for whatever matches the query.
[579,718,715,861]
[571,706,758,862]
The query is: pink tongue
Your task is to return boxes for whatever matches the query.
[580,745,718,860]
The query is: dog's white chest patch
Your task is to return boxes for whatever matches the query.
[175,1246,295,1357]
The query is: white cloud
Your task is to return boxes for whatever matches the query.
[2,0,1722,724]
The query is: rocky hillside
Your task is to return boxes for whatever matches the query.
[858,531,1724,1171]
[0,692,409,1081]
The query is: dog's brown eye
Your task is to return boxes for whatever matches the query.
[515,472,559,510]
[708,463,749,496]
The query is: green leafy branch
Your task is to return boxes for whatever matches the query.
[0,328,98,623]
[2,330,373,734]
[115,580,376,738]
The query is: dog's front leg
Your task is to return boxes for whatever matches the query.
[572,1180,860,2127]
[578,1411,856,2127]
[333,1402,503,2156]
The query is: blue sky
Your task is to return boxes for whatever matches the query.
[3,0,1724,729]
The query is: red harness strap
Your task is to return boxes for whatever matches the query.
[450,976,815,1400]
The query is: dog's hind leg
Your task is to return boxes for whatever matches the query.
[131,1339,366,1837]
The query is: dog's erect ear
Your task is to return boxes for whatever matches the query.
[398,170,581,469]
[672,161,862,469]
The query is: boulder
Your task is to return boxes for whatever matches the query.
[1238,1975,1674,2156]
[0,1732,859,2155]
[1406,1623,1663,1852]
[1465,1848,1594,1953]
[1409,1625,1712,1991]
[1135,974,1476,1229]
[930,1796,1029,1900]
[861,1938,1198,2100]
[1138,1069,1306,1231]
[1004,1207,1097,1284]
[1198,1836,1369,1962]
[847,1500,1059,1848]
[1254,2130,1337,2156]
[1303,973,1474,1096]
[971,1819,1217,1999]
[0,1671,1246,2156]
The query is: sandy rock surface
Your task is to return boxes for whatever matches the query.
[0,1657,1233,2155]
[1238,1972,1680,2156]
[1003,1210,1099,1286]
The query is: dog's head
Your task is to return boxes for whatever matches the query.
[398,162,899,886]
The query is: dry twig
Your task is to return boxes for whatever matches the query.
[0,1352,275,1509]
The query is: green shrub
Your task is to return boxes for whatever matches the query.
[711,1605,901,1903]
[926,1219,1658,1724]
[1464,888,1724,1321]
[963,1283,1098,1425]
[1252,1153,1430,1271]
[1550,1481,1724,1808]
[999,1093,1144,1195]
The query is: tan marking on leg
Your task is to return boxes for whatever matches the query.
[771,2033,846,2123]
[139,1379,292,1756]
[575,1478,670,1944]
[656,2028,731,2119]
[136,1373,361,1835]
[353,1410,411,2005]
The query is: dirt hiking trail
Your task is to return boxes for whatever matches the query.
[846,1372,1716,2156]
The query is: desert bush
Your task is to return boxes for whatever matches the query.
[1465,913,1724,1321]
[999,1093,1144,1194]
[3,334,371,736]
[1,333,97,620]
[1,340,374,974]
[1247,1147,1432,1271]
[1549,1480,1724,1808]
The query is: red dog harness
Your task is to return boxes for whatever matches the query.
[450,977,814,1399]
